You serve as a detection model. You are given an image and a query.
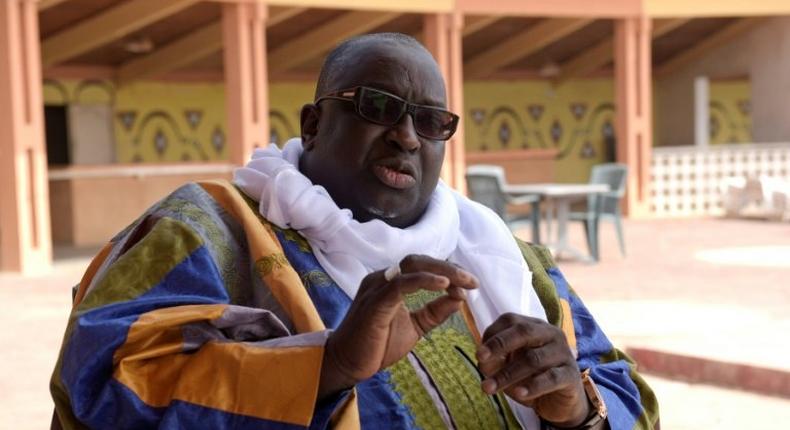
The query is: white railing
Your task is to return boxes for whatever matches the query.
[650,142,790,217]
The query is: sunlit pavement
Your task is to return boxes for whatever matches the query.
[518,217,790,428]
[2,218,789,429]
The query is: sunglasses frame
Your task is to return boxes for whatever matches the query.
[315,86,459,141]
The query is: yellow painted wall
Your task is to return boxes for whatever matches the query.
[709,80,752,144]
[44,79,228,162]
[43,79,314,163]
[112,82,228,162]
[269,83,315,146]
[44,78,619,182]
[464,80,615,183]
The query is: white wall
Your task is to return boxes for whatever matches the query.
[68,104,115,164]
[656,17,790,146]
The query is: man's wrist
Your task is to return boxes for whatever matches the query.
[317,334,358,401]
[544,369,608,430]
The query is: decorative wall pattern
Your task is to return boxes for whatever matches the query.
[464,80,616,183]
[41,77,754,171]
[709,80,752,145]
[43,80,315,163]
[44,80,228,162]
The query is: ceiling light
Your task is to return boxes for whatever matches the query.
[124,37,154,54]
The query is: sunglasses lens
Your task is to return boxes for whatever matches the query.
[353,87,458,140]
[358,88,404,125]
[415,108,457,140]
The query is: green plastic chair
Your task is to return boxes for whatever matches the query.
[465,164,541,244]
[569,163,628,260]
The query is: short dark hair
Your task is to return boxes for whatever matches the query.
[314,32,430,100]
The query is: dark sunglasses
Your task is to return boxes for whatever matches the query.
[315,86,459,141]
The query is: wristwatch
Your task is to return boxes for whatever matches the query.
[544,369,608,430]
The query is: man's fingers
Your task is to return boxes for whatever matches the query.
[478,354,507,385]
[392,273,450,296]
[480,343,567,394]
[399,255,479,290]
[506,365,579,402]
[478,319,557,362]
[410,294,463,336]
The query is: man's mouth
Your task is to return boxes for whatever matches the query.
[372,164,417,189]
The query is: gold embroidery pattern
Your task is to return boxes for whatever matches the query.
[158,197,239,292]
[255,253,290,276]
[235,185,312,253]
[280,229,312,253]
[300,270,333,289]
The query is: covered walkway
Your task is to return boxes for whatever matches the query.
[3,0,790,274]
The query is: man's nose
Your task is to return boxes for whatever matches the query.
[385,113,421,153]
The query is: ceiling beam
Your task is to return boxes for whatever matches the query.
[553,38,614,84]
[652,18,691,38]
[463,16,502,37]
[457,0,640,18]
[264,0,452,13]
[465,18,592,78]
[114,7,308,83]
[38,0,70,10]
[116,22,222,83]
[554,18,691,84]
[656,18,764,78]
[644,0,790,18]
[41,0,198,67]
[267,6,308,27]
[268,11,400,74]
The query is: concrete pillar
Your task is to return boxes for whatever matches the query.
[694,76,710,148]
[424,13,467,194]
[223,2,270,166]
[0,0,52,274]
[614,16,653,217]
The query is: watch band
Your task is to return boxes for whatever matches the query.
[543,369,608,430]
[581,369,607,421]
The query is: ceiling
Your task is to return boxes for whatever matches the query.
[38,0,758,82]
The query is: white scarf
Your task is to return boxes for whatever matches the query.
[234,138,546,428]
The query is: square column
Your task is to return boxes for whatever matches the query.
[0,0,52,273]
[614,17,653,217]
[223,2,270,166]
[424,13,467,194]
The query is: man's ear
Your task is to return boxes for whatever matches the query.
[300,103,320,151]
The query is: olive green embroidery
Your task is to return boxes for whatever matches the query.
[389,290,520,429]
[158,198,240,297]
[280,229,312,253]
[255,253,290,276]
[300,270,333,289]
[389,357,447,429]
[235,185,313,254]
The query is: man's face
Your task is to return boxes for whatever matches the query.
[300,43,447,228]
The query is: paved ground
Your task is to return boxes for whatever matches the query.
[1,217,789,429]
[527,218,790,373]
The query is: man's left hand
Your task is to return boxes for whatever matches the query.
[477,313,590,428]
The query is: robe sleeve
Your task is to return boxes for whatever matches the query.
[50,184,349,430]
[518,240,660,430]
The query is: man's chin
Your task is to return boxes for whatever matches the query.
[363,205,401,221]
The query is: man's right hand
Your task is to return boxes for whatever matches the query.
[318,255,479,400]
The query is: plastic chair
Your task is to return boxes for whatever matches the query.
[569,163,628,260]
[465,164,541,243]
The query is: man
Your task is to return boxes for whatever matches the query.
[51,33,658,429]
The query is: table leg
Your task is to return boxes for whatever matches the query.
[555,199,570,254]
[530,199,541,244]
[553,197,593,262]
[544,199,554,243]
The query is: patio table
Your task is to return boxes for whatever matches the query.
[504,183,610,261]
